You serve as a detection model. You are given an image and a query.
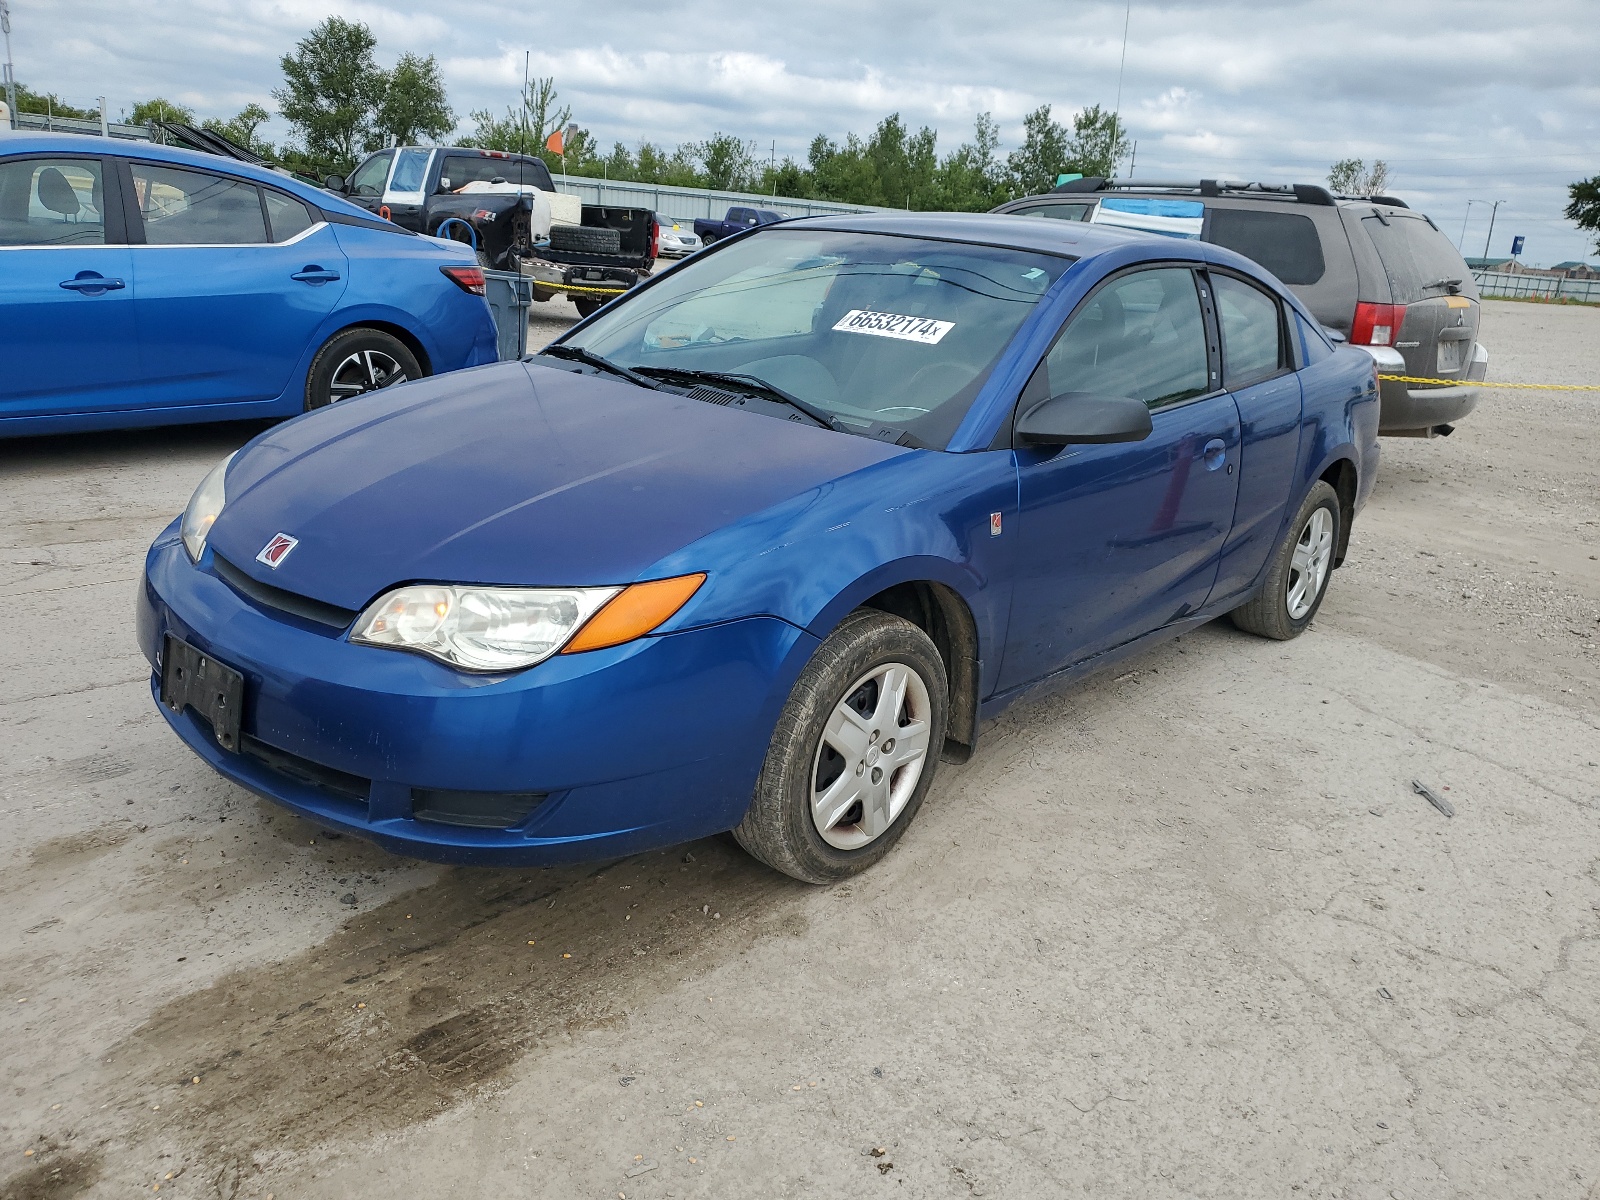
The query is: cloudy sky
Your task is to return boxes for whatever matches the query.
[14,0,1600,264]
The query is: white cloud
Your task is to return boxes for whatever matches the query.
[9,0,1599,262]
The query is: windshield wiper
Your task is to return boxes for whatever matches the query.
[1423,278,1463,294]
[537,344,661,390]
[633,366,848,433]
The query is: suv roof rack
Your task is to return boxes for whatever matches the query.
[1049,177,1362,208]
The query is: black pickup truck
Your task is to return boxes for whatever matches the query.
[327,146,657,314]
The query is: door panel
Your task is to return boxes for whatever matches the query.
[1210,272,1305,604]
[0,155,140,418]
[999,266,1241,690]
[1002,396,1242,687]
[127,161,349,407]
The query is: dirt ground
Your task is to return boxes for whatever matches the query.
[2,299,1596,1200]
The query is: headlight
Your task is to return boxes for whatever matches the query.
[349,574,705,673]
[180,452,236,561]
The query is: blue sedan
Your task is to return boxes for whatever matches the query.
[138,214,1380,882]
[1,132,497,437]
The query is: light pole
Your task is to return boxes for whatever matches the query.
[1482,200,1506,260]
[1,0,18,131]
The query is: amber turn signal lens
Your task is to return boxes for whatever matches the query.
[562,573,706,654]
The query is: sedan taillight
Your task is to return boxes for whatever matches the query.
[1350,301,1406,347]
[441,265,486,296]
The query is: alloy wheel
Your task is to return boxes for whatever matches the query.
[810,661,933,850]
[1286,506,1334,620]
[328,349,408,403]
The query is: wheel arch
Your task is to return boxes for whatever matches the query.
[1316,455,1358,566]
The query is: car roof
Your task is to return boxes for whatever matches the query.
[0,130,374,221]
[776,210,1172,259]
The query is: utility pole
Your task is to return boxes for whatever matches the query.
[1482,200,1505,260]
[1,0,17,131]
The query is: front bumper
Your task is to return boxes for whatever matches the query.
[138,525,816,866]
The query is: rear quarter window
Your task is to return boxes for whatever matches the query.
[1205,208,1326,285]
[1360,213,1479,304]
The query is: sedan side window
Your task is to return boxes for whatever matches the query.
[263,190,317,242]
[0,157,107,246]
[131,163,268,245]
[1043,267,1210,409]
[348,151,393,197]
[1014,202,1094,222]
[1213,273,1286,388]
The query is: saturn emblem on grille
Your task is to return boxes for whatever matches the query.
[256,532,299,569]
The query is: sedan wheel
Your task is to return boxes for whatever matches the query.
[811,661,933,850]
[304,328,423,412]
[735,609,948,883]
[1285,506,1334,620]
[1230,479,1342,640]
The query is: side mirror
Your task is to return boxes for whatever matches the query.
[1322,325,1347,343]
[323,174,347,193]
[438,177,452,192]
[1015,392,1153,446]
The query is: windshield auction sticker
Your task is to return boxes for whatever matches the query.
[832,309,954,344]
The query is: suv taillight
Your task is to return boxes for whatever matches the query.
[441,265,486,296]
[1350,301,1406,347]
[649,219,660,262]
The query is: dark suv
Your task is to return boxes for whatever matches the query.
[993,179,1487,437]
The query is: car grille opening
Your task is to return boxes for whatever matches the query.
[242,734,371,806]
[212,553,358,631]
[410,788,548,829]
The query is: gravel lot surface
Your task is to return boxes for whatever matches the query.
[1,300,1596,1200]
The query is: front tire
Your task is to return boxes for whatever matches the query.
[734,609,948,884]
[1230,480,1340,640]
[303,328,421,412]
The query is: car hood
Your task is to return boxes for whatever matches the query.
[207,360,908,611]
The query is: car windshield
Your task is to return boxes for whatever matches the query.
[564,229,1071,448]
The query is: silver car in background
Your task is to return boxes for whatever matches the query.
[656,215,702,258]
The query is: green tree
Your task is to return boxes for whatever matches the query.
[931,112,1006,210]
[694,132,758,191]
[1065,104,1132,179]
[1327,157,1391,196]
[467,75,570,161]
[202,103,273,155]
[273,17,386,172]
[129,97,196,126]
[1567,176,1600,254]
[13,83,95,119]
[1005,105,1072,197]
[377,53,454,146]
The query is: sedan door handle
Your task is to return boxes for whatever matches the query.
[59,272,126,294]
[291,267,341,284]
[1202,438,1227,471]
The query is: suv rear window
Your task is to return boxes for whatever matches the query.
[1205,209,1326,285]
[1361,213,1478,304]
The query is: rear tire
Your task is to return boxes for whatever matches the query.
[572,297,602,319]
[1230,480,1340,640]
[303,328,422,412]
[734,609,948,884]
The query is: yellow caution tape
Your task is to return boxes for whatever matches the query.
[531,280,632,298]
[1378,374,1600,392]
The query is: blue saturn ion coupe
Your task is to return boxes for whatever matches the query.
[0,132,497,437]
[139,213,1380,883]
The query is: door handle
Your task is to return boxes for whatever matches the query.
[59,272,126,294]
[291,267,341,284]
[1202,438,1227,471]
